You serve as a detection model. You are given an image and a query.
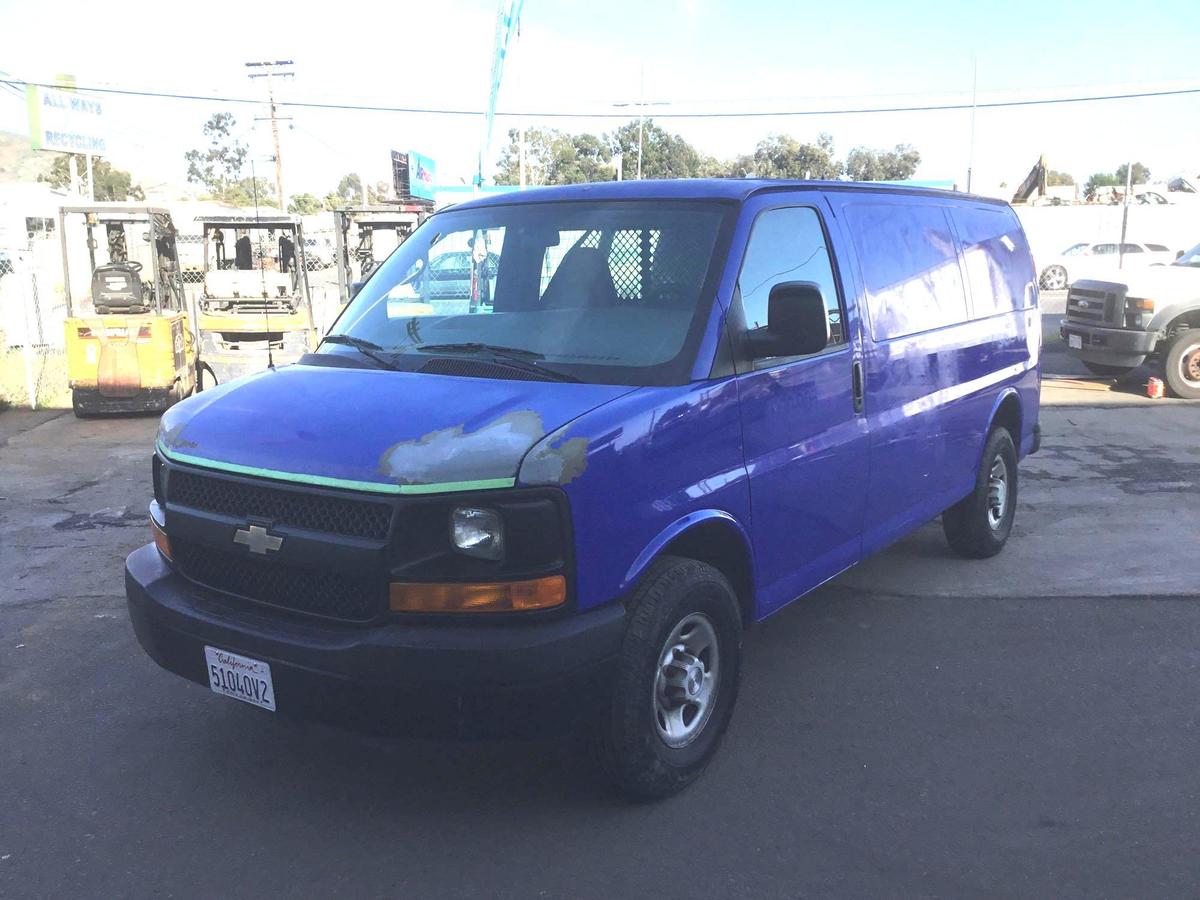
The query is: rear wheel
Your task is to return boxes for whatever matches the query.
[595,556,743,801]
[1163,332,1200,399]
[943,428,1018,559]
[71,389,94,419]
[1039,265,1068,291]
[1082,361,1136,378]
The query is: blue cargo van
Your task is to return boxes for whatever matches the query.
[127,180,1041,799]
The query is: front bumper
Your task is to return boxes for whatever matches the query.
[202,349,305,385]
[124,544,625,737]
[1060,321,1160,368]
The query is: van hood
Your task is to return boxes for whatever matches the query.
[1077,264,1200,300]
[157,364,632,494]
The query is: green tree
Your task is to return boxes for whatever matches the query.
[494,128,614,185]
[1084,172,1122,199]
[42,155,145,200]
[325,174,390,207]
[288,193,323,215]
[217,177,278,208]
[843,144,921,181]
[606,119,701,180]
[1047,169,1075,186]
[184,112,249,201]
[733,133,840,180]
[1115,162,1151,185]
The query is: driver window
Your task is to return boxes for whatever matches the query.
[738,207,844,347]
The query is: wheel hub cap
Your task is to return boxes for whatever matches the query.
[1184,348,1200,383]
[987,457,1009,529]
[653,613,719,749]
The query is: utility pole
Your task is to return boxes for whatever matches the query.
[966,56,978,193]
[1119,158,1134,269]
[246,60,294,210]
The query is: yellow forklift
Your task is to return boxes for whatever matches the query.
[60,205,196,417]
[195,214,317,388]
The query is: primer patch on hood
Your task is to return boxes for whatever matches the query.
[158,421,197,451]
[377,409,546,486]
[520,426,590,485]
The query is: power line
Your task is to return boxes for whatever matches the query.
[3,77,1199,120]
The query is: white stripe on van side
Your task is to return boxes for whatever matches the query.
[897,359,1032,421]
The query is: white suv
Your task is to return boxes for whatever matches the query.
[1038,241,1176,291]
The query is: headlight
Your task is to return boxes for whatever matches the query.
[450,507,504,560]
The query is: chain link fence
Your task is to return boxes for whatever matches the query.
[0,237,70,410]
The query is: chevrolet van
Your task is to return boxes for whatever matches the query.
[126,180,1041,799]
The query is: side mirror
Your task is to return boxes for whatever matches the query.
[746,281,830,359]
[350,280,367,299]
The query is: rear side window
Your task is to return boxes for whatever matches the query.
[1093,244,1117,255]
[1146,243,1169,252]
[949,205,1034,316]
[845,202,968,341]
[1120,243,1144,253]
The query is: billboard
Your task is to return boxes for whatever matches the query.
[409,152,436,201]
[26,82,107,154]
[392,150,436,201]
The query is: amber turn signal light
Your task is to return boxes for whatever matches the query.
[151,518,172,561]
[390,576,566,614]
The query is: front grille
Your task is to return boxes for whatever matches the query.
[1066,287,1113,324]
[172,538,383,622]
[168,469,392,540]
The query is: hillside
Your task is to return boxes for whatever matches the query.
[0,130,54,184]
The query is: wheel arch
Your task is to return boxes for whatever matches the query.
[623,511,756,624]
[976,387,1023,469]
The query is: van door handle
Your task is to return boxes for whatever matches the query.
[852,360,864,413]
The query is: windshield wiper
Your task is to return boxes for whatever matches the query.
[414,342,579,382]
[416,342,544,359]
[320,334,403,371]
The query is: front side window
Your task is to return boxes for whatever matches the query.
[1120,243,1144,254]
[1092,244,1117,255]
[326,201,731,386]
[737,206,844,356]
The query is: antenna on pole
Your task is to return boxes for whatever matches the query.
[250,159,274,370]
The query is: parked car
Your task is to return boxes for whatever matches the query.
[1061,241,1200,397]
[425,249,499,300]
[1038,241,1176,290]
[127,179,1041,800]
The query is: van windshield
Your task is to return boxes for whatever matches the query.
[322,200,731,386]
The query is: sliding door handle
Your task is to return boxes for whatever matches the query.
[852,360,864,414]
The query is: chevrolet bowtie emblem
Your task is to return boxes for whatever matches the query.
[234,524,283,555]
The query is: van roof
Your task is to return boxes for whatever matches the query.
[444,179,1010,212]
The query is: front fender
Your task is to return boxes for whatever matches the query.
[621,509,754,596]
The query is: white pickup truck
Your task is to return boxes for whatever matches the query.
[1060,243,1200,397]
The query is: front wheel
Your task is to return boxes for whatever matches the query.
[196,365,217,392]
[595,556,743,801]
[1039,265,1068,291]
[1163,332,1200,399]
[943,428,1018,559]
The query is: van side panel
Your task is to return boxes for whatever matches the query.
[832,194,1039,557]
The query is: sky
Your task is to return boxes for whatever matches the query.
[1,0,1198,199]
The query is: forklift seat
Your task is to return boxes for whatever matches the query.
[91,263,149,314]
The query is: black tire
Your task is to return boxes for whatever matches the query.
[71,389,94,419]
[1039,265,1068,291]
[943,428,1018,559]
[595,556,743,801]
[1082,361,1136,378]
[1163,332,1200,400]
[196,365,216,392]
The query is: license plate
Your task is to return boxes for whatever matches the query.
[1068,334,1082,349]
[204,646,276,711]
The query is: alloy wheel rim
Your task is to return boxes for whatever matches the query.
[1181,345,1200,386]
[653,612,720,749]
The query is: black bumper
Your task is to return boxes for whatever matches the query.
[1060,322,1159,368]
[73,386,174,415]
[125,544,625,737]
